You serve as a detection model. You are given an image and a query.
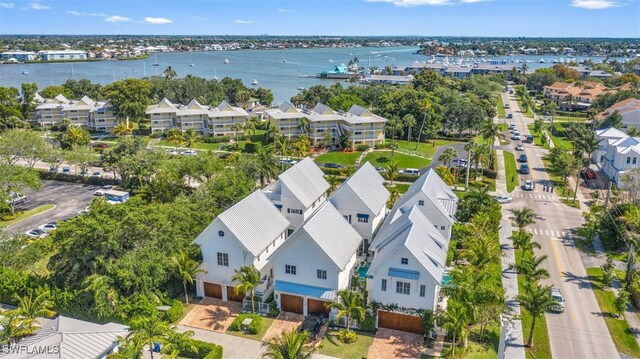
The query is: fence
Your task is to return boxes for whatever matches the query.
[242,299,269,314]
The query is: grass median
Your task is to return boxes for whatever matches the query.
[503,151,519,193]
[0,204,56,227]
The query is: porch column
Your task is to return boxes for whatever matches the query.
[222,284,228,302]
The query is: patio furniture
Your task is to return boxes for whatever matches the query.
[242,317,253,332]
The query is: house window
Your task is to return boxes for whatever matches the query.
[420,285,426,297]
[217,252,229,267]
[381,279,387,291]
[440,226,446,230]
[287,208,302,215]
[275,204,282,211]
[285,265,297,275]
[634,158,638,165]
[396,281,410,295]
[218,230,225,237]
[317,269,327,280]
[401,258,408,265]
[627,157,632,164]
[357,213,369,223]
[344,215,351,223]
[418,200,424,206]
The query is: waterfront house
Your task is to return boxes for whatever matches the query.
[598,98,640,132]
[35,94,118,133]
[0,51,36,61]
[39,50,87,61]
[592,127,628,166]
[90,101,118,133]
[342,105,387,149]
[146,98,179,134]
[62,96,95,128]
[194,190,290,303]
[329,162,389,252]
[35,94,71,127]
[593,127,640,184]
[263,157,330,230]
[269,201,362,316]
[207,100,251,137]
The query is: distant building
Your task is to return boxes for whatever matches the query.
[40,50,87,61]
[598,98,640,132]
[542,81,607,109]
[0,51,37,61]
[35,94,118,133]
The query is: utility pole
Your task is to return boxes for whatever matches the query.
[604,179,613,209]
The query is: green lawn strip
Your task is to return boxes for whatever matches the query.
[363,151,430,169]
[395,139,459,159]
[548,123,574,151]
[158,140,226,151]
[318,329,375,359]
[527,125,547,149]
[0,204,56,227]
[553,116,586,122]
[386,182,410,194]
[225,317,275,342]
[497,96,506,118]
[515,96,534,118]
[315,151,362,166]
[585,268,640,358]
[514,249,553,359]
[503,151,519,193]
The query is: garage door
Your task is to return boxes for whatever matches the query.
[281,294,304,314]
[226,286,246,302]
[307,298,331,315]
[378,311,424,334]
[204,282,222,299]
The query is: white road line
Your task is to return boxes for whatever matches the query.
[533,228,538,234]
[545,229,550,236]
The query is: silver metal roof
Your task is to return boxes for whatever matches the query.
[276,157,329,209]
[330,162,389,215]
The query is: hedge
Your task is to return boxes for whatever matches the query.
[164,299,183,323]
[38,170,119,186]
[178,338,223,359]
[204,136,231,143]
[229,313,263,334]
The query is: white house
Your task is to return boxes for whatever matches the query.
[592,127,628,167]
[194,190,290,303]
[269,201,362,316]
[40,50,87,61]
[601,134,640,184]
[329,162,389,251]
[598,98,640,132]
[263,157,330,230]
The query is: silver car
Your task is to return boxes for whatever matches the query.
[495,195,513,204]
[550,287,565,313]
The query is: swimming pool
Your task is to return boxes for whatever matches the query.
[358,263,371,279]
[442,272,452,287]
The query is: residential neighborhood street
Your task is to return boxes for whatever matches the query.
[499,93,620,359]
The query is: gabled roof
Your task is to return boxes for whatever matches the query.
[187,98,206,110]
[329,162,389,215]
[313,103,334,115]
[596,127,628,139]
[146,98,177,114]
[218,100,233,111]
[281,202,362,270]
[348,105,372,117]
[395,168,458,219]
[279,101,298,113]
[273,157,329,208]
[195,190,289,256]
[368,206,448,284]
[54,94,69,103]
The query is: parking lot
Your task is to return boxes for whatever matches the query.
[6,180,100,234]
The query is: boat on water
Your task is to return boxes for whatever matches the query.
[224,59,229,64]
[252,79,258,85]
[189,63,194,67]
[213,67,218,81]
[152,54,159,66]
[328,59,334,63]
[297,86,305,91]
[539,58,545,63]
[282,59,287,63]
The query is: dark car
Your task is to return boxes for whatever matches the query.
[525,135,534,143]
[507,113,513,119]
[299,314,325,340]
[324,162,342,169]
[519,163,530,174]
[518,154,528,163]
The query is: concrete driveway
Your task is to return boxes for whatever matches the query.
[420,142,466,174]
[367,328,424,359]
[179,297,242,333]
[6,180,99,234]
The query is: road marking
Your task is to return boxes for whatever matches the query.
[550,235,565,275]
[533,228,538,234]
[545,229,550,236]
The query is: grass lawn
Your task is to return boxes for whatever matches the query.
[549,122,575,151]
[516,96,534,118]
[315,151,362,166]
[158,140,224,151]
[504,151,519,193]
[514,249,553,359]
[527,125,548,149]
[395,139,459,159]
[386,182,411,194]
[497,96,506,118]
[225,317,275,342]
[0,204,56,227]
[318,329,375,359]
[586,267,640,358]
[363,151,430,169]
[554,116,587,122]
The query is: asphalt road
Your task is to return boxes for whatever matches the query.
[6,180,99,234]
[501,93,620,359]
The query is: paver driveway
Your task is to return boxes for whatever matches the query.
[367,328,423,359]
[179,297,242,333]
[262,312,304,342]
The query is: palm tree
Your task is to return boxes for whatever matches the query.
[463,141,476,190]
[618,206,640,284]
[256,145,279,186]
[385,161,399,186]
[435,165,455,186]
[518,283,556,348]
[323,130,333,148]
[441,302,469,357]
[0,309,38,345]
[415,98,434,150]
[265,125,279,145]
[520,63,529,75]
[163,66,177,79]
[166,128,185,150]
[274,135,289,159]
[114,122,134,137]
[510,253,550,282]
[14,291,56,319]
[471,143,490,178]
[126,314,170,359]
[231,122,244,143]
[387,189,400,208]
[438,147,458,168]
[171,250,207,305]
[183,128,201,151]
[479,119,500,167]
[324,290,365,332]
[403,114,416,142]
[327,175,341,193]
[232,265,261,313]
[386,116,404,162]
[512,231,541,261]
[66,126,86,148]
[297,117,311,135]
[244,120,257,140]
[511,208,537,232]
[261,328,316,359]
[295,135,311,158]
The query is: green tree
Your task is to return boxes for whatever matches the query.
[510,253,550,282]
[40,85,73,99]
[441,301,469,357]
[294,135,310,158]
[435,165,455,186]
[113,122,134,137]
[327,175,341,193]
[386,116,404,162]
[0,164,41,215]
[14,291,56,319]
[102,79,152,127]
[57,126,90,149]
[232,265,261,313]
[385,161,399,186]
[415,97,436,150]
[166,128,185,150]
[403,113,417,142]
[231,122,244,144]
[463,141,476,189]
[518,283,557,348]
[261,328,315,359]
[171,250,207,305]
[183,128,202,151]
[20,82,38,119]
[511,207,537,232]
[163,66,178,79]
[601,257,616,288]
[324,290,365,332]
[614,289,630,318]
[438,147,458,168]
[0,129,49,166]
[479,119,500,166]
[126,314,171,359]
[0,309,37,345]
[255,145,279,186]
[297,117,311,135]
[0,87,23,122]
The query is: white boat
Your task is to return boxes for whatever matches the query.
[297,86,305,91]
[539,58,545,63]
[21,70,28,75]
[282,59,287,63]
[252,79,258,85]
[152,54,159,66]
[224,58,229,64]
[328,59,334,63]
[189,63,194,67]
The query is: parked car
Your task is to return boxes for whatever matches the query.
[48,166,57,173]
[518,154,528,163]
[92,143,109,149]
[400,168,420,175]
[504,103,510,109]
[495,195,513,204]
[550,287,565,313]
[94,185,116,196]
[515,143,524,151]
[6,193,26,206]
[38,221,58,233]
[166,149,180,155]
[24,229,47,239]
[77,207,90,215]
[525,135,534,143]
[375,166,385,172]
[581,168,596,180]
[323,162,342,169]
[512,134,521,141]
[523,179,535,191]
[507,113,513,119]
[181,150,198,156]
[92,171,101,177]
[519,163,530,174]
[299,314,325,341]
[62,166,71,174]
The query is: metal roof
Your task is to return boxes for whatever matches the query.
[390,168,458,222]
[276,157,329,209]
[329,162,389,215]
[388,267,420,280]
[275,280,336,300]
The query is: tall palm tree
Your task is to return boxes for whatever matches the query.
[244,121,257,140]
[415,98,434,150]
[463,141,476,190]
[163,66,177,79]
[471,143,491,177]
[479,119,500,167]
[265,125,279,145]
[512,231,541,261]
[256,145,279,186]
[324,290,365,332]
[386,116,404,162]
[323,130,333,148]
[183,128,201,151]
[126,314,170,359]
[297,117,311,135]
[387,189,400,208]
[385,161,399,186]
[171,250,207,305]
[403,114,416,142]
[618,206,640,284]
[441,301,469,357]
[232,265,261,313]
[114,122,134,137]
[518,283,556,348]
[14,291,56,319]
[166,128,184,150]
[295,135,311,158]
[520,63,529,75]
[435,165,455,186]
[510,253,550,282]
[327,175,341,193]
[274,135,289,159]
[66,126,86,148]
[261,328,316,359]
[511,208,537,232]
[438,147,458,168]
[231,122,244,143]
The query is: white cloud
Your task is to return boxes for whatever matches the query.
[234,19,253,24]
[30,2,49,10]
[105,15,131,22]
[0,2,15,8]
[460,0,491,3]
[365,0,452,6]
[144,17,172,24]
[570,0,622,9]
[278,8,294,13]
[68,11,106,17]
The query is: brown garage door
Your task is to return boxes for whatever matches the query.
[378,311,424,334]
[281,294,304,314]
[226,286,246,302]
[204,282,222,299]
[307,298,331,315]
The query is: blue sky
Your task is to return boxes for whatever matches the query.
[0,0,638,37]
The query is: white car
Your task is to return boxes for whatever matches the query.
[77,206,91,215]
[166,149,180,155]
[399,168,420,175]
[512,134,521,140]
[38,221,58,233]
[181,150,198,156]
[515,143,524,151]
[24,229,47,239]
[94,185,115,196]
[523,179,535,191]
[495,195,513,204]
[550,287,565,313]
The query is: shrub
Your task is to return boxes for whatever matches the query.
[337,328,357,343]
[229,314,263,334]
[204,136,231,143]
[320,167,343,176]
[149,132,164,139]
[374,143,389,149]
[356,144,370,152]
[244,142,258,153]
[38,170,119,186]
[164,299,183,323]
[267,300,280,318]
[134,128,151,136]
[203,346,223,359]
[177,338,223,359]
[359,313,376,332]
